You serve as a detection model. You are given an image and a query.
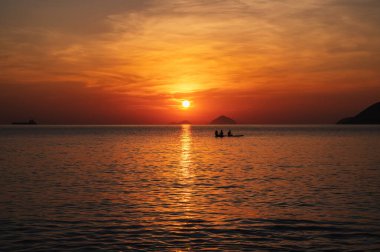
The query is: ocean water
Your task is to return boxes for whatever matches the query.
[0,125,380,251]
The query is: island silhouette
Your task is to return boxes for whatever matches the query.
[210,115,236,124]
[338,102,380,124]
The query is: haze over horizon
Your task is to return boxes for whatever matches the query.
[1,0,380,124]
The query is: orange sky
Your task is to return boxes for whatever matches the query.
[1,0,380,124]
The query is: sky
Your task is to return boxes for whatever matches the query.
[1,0,379,124]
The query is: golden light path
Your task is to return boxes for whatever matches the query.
[178,124,194,212]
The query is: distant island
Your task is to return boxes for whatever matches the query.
[210,115,236,124]
[337,102,380,124]
[170,120,191,125]
[12,119,37,125]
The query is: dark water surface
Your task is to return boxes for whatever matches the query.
[1,125,380,251]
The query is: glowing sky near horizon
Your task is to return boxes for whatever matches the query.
[0,0,380,124]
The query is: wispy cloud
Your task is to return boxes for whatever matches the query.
[1,0,379,123]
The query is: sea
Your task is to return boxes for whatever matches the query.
[0,125,379,251]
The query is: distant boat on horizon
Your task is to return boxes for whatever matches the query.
[12,119,37,125]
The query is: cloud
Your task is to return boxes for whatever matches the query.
[0,0,154,34]
[1,0,380,123]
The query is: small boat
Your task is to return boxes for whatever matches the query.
[12,119,37,125]
[215,134,244,138]
[215,130,243,138]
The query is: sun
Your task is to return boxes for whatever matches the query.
[182,100,191,108]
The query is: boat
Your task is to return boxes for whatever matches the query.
[12,119,37,125]
[215,129,244,138]
[215,134,244,138]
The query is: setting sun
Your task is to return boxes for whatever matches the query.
[182,100,191,108]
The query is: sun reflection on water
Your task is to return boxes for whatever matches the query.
[177,124,194,211]
[180,125,192,174]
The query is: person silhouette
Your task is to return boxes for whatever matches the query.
[228,129,232,137]
[220,130,224,137]
[215,130,219,137]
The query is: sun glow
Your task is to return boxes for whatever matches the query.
[182,100,191,108]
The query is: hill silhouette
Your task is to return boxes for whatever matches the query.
[210,115,236,124]
[337,102,380,124]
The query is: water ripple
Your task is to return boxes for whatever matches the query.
[1,125,380,250]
